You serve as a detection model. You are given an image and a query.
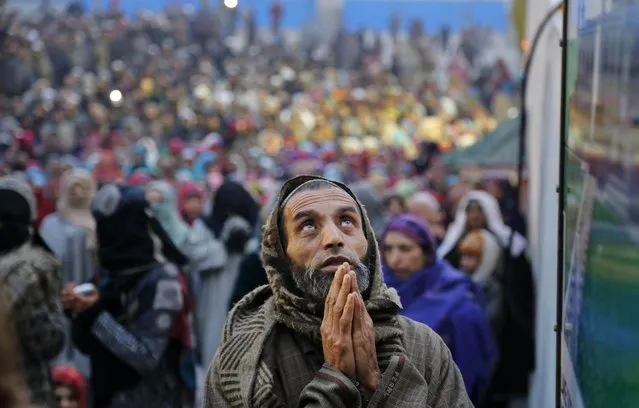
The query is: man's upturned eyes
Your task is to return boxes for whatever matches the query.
[301,220,315,232]
[299,216,355,232]
[340,216,355,227]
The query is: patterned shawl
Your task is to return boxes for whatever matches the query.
[213,175,406,407]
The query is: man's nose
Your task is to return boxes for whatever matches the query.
[321,222,344,250]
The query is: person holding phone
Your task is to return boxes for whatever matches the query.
[64,184,190,408]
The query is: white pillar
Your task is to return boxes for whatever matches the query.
[525,0,563,407]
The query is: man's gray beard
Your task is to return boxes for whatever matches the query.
[291,261,371,302]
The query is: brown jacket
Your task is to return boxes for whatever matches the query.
[204,286,473,408]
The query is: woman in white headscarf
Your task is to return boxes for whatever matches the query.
[438,190,527,262]
[438,190,534,407]
[39,168,97,376]
[41,169,97,258]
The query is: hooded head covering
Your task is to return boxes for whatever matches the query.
[0,176,37,253]
[178,182,205,224]
[458,229,503,283]
[208,180,261,254]
[147,181,190,247]
[349,180,389,238]
[57,169,97,248]
[91,184,188,274]
[381,214,438,261]
[51,366,87,408]
[208,180,261,236]
[438,190,527,258]
[261,175,404,355]
[93,151,123,185]
[379,214,483,321]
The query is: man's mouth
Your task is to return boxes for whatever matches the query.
[319,256,352,273]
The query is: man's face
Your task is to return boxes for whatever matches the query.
[283,187,370,301]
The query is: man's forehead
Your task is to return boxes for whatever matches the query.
[284,187,358,217]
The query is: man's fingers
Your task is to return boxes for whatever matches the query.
[349,270,359,293]
[325,264,347,307]
[323,264,348,331]
[333,273,351,318]
[339,293,355,335]
[352,295,362,331]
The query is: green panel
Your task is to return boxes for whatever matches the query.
[562,1,639,407]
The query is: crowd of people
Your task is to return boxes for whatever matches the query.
[0,2,534,408]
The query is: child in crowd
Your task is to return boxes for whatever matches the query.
[52,367,87,408]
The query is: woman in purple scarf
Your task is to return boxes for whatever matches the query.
[380,214,497,406]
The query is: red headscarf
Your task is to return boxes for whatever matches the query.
[128,171,152,187]
[93,151,123,184]
[168,138,185,156]
[178,182,205,225]
[51,366,87,408]
[34,178,59,229]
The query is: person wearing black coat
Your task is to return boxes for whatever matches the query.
[438,190,535,407]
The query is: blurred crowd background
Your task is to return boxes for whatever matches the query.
[0,1,535,408]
